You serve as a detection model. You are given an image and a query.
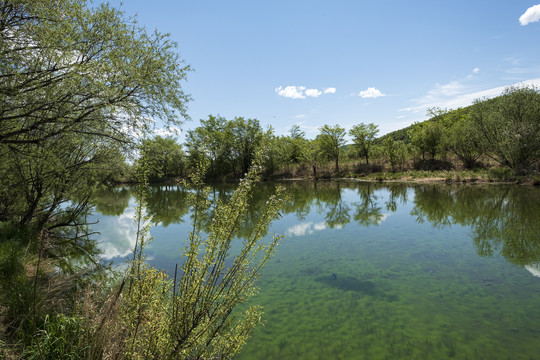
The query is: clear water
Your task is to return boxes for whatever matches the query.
[90,181,540,360]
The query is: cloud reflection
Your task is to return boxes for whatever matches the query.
[287,221,327,237]
[525,263,540,278]
[97,207,139,260]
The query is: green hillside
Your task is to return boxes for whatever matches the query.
[375,106,472,144]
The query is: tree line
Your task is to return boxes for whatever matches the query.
[134,86,540,184]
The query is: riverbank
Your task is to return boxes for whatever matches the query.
[112,167,540,186]
[343,169,540,185]
[273,167,540,186]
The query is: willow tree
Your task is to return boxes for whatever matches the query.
[0,0,189,235]
[0,0,189,344]
[0,0,189,146]
[471,86,540,173]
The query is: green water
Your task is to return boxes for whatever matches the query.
[91,181,540,359]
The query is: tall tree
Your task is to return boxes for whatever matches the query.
[302,138,323,178]
[0,0,189,146]
[471,86,540,172]
[140,136,185,182]
[0,0,190,342]
[228,117,264,175]
[287,124,307,164]
[0,0,189,226]
[444,114,484,169]
[317,124,347,172]
[185,115,230,177]
[349,123,379,165]
[408,121,443,160]
[383,137,398,171]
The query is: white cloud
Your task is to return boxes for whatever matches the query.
[287,222,314,236]
[154,126,181,138]
[402,78,540,113]
[379,213,391,224]
[275,85,306,99]
[519,4,540,25]
[293,114,306,119]
[313,222,326,231]
[428,81,465,97]
[356,87,385,99]
[286,221,327,236]
[275,85,336,99]
[525,263,540,278]
[467,68,480,79]
[305,88,322,97]
[98,207,139,260]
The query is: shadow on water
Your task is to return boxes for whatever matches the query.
[315,274,377,294]
[314,273,400,303]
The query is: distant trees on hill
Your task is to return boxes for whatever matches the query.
[134,85,540,182]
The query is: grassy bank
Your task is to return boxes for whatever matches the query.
[345,168,540,185]
[264,159,540,186]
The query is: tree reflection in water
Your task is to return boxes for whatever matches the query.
[92,182,540,270]
[410,184,540,267]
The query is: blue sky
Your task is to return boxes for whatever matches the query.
[101,1,540,140]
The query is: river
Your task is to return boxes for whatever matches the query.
[90,181,540,359]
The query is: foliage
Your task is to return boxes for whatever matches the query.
[411,185,540,265]
[383,138,407,171]
[185,115,232,177]
[139,136,186,182]
[471,85,540,173]
[0,0,189,146]
[186,116,264,178]
[317,124,347,172]
[0,0,190,353]
[0,231,36,338]
[0,0,189,237]
[444,113,484,169]
[286,125,308,164]
[229,117,264,175]
[407,121,443,160]
[83,149,286,359]
[349,123,379,164]
[110,88,540,181]
[27,314,89,360]
[301,139,323,178]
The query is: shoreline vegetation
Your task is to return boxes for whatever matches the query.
[125,169,540,185]
[111,86,540,188]
[114,166,540,187]
[1,0,539,359]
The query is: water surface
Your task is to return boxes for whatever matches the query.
[90,181,540,359]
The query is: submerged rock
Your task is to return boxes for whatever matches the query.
[315,274,376,295]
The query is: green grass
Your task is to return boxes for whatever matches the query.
[350,167,540,185]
